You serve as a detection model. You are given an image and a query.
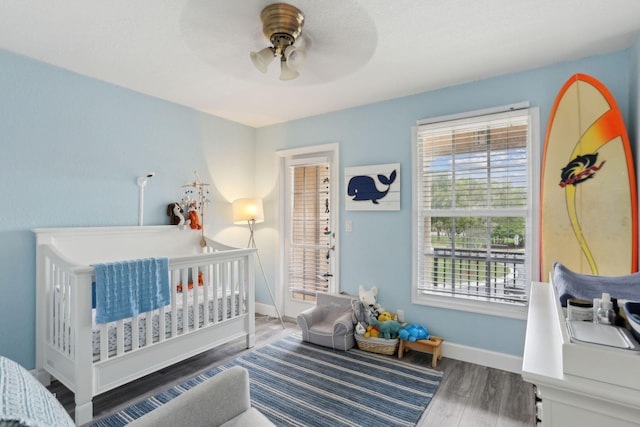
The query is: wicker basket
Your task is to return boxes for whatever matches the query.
[354,334,399,355]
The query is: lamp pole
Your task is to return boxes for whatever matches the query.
[248,219,286,329]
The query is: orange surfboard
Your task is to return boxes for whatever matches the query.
[540,74,637,280]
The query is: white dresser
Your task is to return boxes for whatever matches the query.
[522,282,640,426]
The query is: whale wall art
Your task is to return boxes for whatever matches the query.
[345,163,400,211]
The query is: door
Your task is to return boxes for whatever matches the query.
[278,144,339,318]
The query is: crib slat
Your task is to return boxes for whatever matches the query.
[229,261,236,317]
[213,263,220,323]
[238,258,246,316]
[131,315,139,351]
[171,270,178,338]
[158,306,166,342]
[46,260,54,349]
[99,324,108,360]
[202,265,210,326]
[145,312,152,347]
[181,268,189,334]
[54,267,62,352]
[63,273,72,355]
[192,266,199,332]
[222,262,229,321]
[52,266,59,350]
[116,320,125,356]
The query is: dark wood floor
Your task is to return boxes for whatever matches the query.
[48,315,536,426]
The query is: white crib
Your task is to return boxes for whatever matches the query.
[33,226,256,425]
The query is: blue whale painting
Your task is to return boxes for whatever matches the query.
[347,169,397,204]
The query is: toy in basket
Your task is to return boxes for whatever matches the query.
[354,308,404,355]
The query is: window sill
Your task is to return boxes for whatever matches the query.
[413,292,528,320]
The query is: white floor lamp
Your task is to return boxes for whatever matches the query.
[233,198,285,329]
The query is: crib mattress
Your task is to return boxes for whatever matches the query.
[91,294,242,361]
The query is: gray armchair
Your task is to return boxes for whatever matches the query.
[128,366,274,427]
[297,292,357,350]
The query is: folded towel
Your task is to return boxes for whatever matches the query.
[94,257,170,324]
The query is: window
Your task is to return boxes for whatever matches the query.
[413,105,539,318]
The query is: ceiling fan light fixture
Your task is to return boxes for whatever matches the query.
[251,3,305,80]
[279,58,299,81]
[250,47,275,73]
[283,45,306,71]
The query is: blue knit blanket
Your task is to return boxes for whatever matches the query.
[94,257,170,324]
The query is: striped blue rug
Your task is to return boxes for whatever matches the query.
[91,335,442,427]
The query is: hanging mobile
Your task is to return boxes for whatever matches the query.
[181,170,210,247]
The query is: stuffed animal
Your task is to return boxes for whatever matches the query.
[358,285,383,319]
[177,272,204,293]
[352,300,371,335]
[369,317,403,340]
[188,204,202,230]
[167,203,186,226]
[378,311,394,322]
[399,324,430,342]
[364,325,379,338]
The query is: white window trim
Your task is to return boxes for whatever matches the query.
[411,105,540,320]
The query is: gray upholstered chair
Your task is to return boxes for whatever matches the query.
[128,366,274,427]
[296,292,357,350]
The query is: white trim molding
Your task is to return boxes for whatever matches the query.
[441,341,524,374]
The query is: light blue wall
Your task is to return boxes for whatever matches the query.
[0,50,256,368]
[256,49,633,357]
[1,44,636,369]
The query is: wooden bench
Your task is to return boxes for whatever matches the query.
[398,336,443,368]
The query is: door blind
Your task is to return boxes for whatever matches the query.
[288,163,332,298]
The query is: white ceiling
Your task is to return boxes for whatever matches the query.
[1,1,640,128]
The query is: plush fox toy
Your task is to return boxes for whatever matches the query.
[189,206,202,230]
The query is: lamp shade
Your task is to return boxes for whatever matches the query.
[283,45,306,71]
[250,47,275,73]
[232,198,265,224]
[279,59,299,81]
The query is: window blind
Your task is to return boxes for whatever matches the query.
[415,110,530,304]
[288,163,332,298]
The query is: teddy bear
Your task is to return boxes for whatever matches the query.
[358,285,383,320]
[399,324,430,342]
[368,317,403,340]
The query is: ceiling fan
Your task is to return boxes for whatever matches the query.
[180,0,377,85]
[250,3,306,81]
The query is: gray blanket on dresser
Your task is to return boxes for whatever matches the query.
[552,262,640,306]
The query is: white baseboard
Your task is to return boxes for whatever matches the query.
[256,303,523,374]
[441,341,523,374]
[256,302,279,319]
